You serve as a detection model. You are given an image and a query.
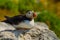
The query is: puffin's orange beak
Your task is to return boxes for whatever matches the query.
[33,12,37,18]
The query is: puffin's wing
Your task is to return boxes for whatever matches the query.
[14,15,25,19]
[1,15,25,25]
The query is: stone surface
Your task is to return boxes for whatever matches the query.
[17,22,59,40]
[0,22,15,31]
[0,31,17,40]
[0,22,59,40]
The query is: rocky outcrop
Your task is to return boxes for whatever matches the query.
[0,31,17,40]
[0,22,59,40]
[18,22,59,40]
[0,22,15,31]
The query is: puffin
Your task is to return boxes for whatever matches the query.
[1,10,37,26]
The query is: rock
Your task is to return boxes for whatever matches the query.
[0,31,17,40]
[0,22,59,40]
[0,22,15,31]
[17,22,59,40]
[18,34,32,40]
[35,22,49,29]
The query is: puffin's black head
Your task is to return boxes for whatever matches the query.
[25,10,37,19]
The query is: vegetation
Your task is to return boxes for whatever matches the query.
[0,0,60,38]
[0,0,18,14]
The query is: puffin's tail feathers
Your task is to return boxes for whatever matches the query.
[4,16,10,19]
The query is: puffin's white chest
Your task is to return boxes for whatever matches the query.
[24,19,34,26]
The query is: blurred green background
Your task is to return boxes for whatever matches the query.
[0,0,60,38]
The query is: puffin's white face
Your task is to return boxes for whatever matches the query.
[26,11,36,18]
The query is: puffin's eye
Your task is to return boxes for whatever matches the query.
[29,12,30,14]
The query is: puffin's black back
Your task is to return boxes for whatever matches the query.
[2,15,32,25]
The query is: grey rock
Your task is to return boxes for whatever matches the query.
[0,31,17,40]
[0,22,59,40]
[18,22,59,40]
[0,22,15,31]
